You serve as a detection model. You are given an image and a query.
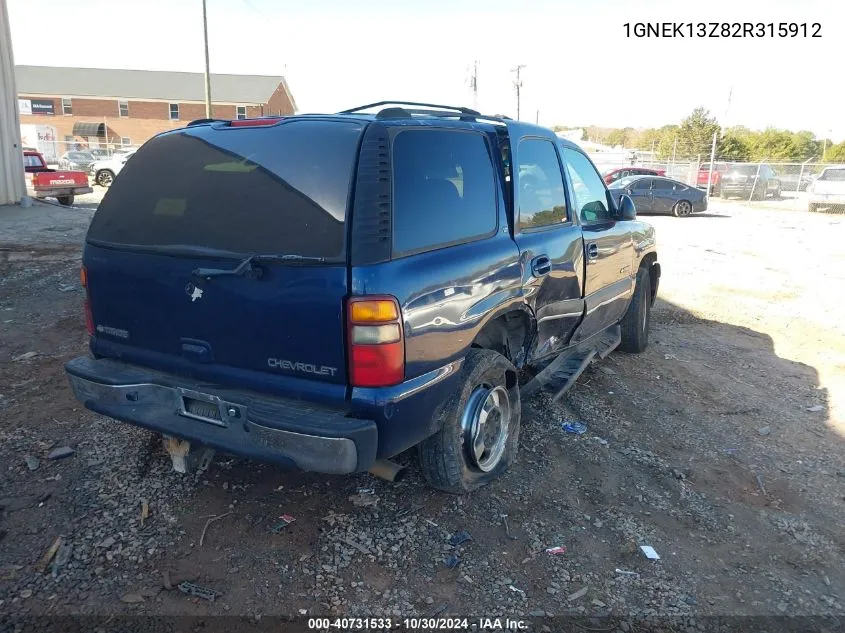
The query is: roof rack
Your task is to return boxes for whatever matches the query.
[339,101,481,116]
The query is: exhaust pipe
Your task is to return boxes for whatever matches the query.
[368,459,407,482]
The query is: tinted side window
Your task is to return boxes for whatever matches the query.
[633,178,652,190]
[653,179,675,190]
[392,129,497,256]
[517,139,568,230]
[562,149,613,224]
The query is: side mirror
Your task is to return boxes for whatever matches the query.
[618,194,636,221]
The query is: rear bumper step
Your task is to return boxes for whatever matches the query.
[64,356,377,474]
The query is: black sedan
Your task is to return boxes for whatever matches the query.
[609,175,707,217]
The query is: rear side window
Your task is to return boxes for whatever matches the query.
[820,169,845,181]
[87,120,364,259]
[392,129,497,256]
[653,179,675,190]
[517,139,568,230]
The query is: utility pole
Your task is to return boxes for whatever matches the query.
[511,64,525,120]
[468,60,479,111]
[671,136,677,178]
[202,0,213,118]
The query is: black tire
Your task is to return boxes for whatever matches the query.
[56,195,74,206]
[672,199,693,217]
[418,349,520,494]
[773,185,782,199]
[619,265,651,354]
[96,169,115,187]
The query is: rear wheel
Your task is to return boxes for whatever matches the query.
[672,199,692,217]
[96,169,115,187]
[56,195,74,206]
[619,265,651,353]
[418,349,520,494]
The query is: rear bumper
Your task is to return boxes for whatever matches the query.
[808,193,845,205]
[32,186,93,197]
[65,356,377,474]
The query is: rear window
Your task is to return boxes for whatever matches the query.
[819,169,845,181]
[87,120,364,259]
[392,129,497,256]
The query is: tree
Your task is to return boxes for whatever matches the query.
[676,107,720,160]
[605,129,628,147]
[718,134,751,161]
[750,128,804,161]
[656,125,679,159]
[826,141,845,163]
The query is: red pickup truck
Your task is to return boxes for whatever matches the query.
[696,163,729,195]
[24,149,92,206]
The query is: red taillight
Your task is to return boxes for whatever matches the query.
[81,266,94,336]
[347,296,404,387]
[230,117,283,127]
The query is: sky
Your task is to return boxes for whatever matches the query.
[8,0,845,142]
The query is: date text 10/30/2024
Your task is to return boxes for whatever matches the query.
[307,618,529,631]
[624,22,821,38]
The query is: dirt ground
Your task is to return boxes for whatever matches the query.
[1,196,844,626]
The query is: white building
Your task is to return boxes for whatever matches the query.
[0,0,25,205]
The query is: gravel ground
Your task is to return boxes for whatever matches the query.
[0,200,843,626]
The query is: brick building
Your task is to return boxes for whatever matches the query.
[15,65,296,155]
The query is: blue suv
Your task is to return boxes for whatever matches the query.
[65,101,660,493]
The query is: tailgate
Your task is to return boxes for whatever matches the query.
[32,170,88,189]
[83,118,367,388]
[85,245,349,385]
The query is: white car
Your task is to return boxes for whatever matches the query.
[807,167,845,211]
[90,149,137,187]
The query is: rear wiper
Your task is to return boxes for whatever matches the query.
[192,254,326,279]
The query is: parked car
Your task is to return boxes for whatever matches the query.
[89,149,137,187]
[603,166,666,185]
[807,167,845,211]
[23,149,93,206]
[775,170,815,192]
[88,148,111,160]
[719,163,781,200]
[59,151,97,171]
[696,162,729,195]
[609,175,707,217]
[64,102,661,494]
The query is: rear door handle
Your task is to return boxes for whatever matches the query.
[587,243,599,260]
[531,255,552,278]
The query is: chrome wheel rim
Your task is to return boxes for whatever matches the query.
[461,384,511,472]
[97,172,113,187]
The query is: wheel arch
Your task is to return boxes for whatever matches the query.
[640,252,660,305]
[469,304,535,375]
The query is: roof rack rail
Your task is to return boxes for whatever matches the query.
[339,101,481,116]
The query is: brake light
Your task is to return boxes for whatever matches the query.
[81,266,94,336]
[230,117,283,127]
[347,296,404,387]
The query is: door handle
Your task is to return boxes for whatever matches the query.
[587,243,599,260]
[531,255,552,278]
